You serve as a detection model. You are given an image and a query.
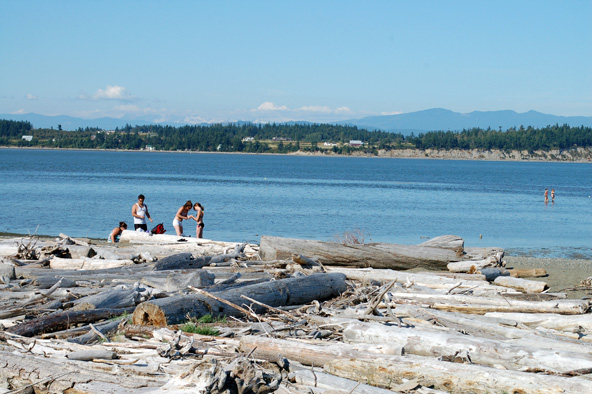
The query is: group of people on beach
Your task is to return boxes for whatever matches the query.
[109,194,205,242]
[544,188,556,204]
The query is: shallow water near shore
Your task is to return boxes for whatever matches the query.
[1,148,591,259]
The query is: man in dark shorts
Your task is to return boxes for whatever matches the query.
[131,194,153,231]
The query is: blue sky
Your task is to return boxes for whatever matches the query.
[1,1,591,124]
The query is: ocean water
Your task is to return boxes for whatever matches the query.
[1,148,591,258]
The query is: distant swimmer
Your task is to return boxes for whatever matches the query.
[551,188,555,203]
[544,188,549,204]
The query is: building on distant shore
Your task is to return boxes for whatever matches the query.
[22,135,33,141]
[349,140,363,147]
[242,136,255,142]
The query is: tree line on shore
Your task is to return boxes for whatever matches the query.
[1,119,591,154]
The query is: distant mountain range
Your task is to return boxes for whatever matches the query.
[2,108,591,134]
[336,108,592,134]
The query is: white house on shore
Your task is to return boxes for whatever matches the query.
[22,135,33,141]
[349,140,363,147]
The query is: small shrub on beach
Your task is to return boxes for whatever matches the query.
[333,228,371,245]
[179,314,226,336]
[180,322,220,336]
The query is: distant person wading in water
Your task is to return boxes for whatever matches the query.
[173,200,193,236]
[544,188,549,204]
[132,194,153,231]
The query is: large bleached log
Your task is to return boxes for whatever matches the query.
[289,368,399,394]
[493,275,548,293]
[260,236,475,270]
[6,307,134,337]
[342,321,592,373]
[0,349,168,393]
[326,266,516,295]
[485,312,592,333]
[384,291,589,314]
[390,305,592,353]
[418,234,465,250]
[446,256,499,273]
[132,272,347,326]
[239,335,403,367]
[50,257,135,270]
[324,356,592,394]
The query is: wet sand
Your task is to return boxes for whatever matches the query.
[505,255,592,298]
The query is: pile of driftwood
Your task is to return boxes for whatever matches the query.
[1,232,592,393]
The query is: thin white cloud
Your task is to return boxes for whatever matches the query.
[25,93,38,100]
[335,106,351,113]
[80,85,135,101]
[255,102,288,111]
[381,110,403,116]
[299,105,332,113]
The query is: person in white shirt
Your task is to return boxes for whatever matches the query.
[131,194,153,231]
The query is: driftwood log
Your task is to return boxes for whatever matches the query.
[152,243,247,271]
[260,235,501,270]
[132,272,347,326]
[6,307,135,337]
[324,356,592,394]
[343,321,592,373]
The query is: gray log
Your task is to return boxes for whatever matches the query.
[152,243,247,271]
[32,276,78,289]
[132,272,347,326]
[418,234,464,251]
[260,236,481,270]
[70,288,143,311]
[6,307,134,337]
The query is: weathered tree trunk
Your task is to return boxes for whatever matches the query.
[326,266,515,295]
[446,256,499,273]
[239,335,403,367]
[50,257,135,270]
[384,291,588,314]
[70,288,144,311]
[132,272,347,326]
[324,356,592,394]
[6,307,134,337]
[485,312,592,333]
[152,243,246,271]
[493,275,548,293]
[289,368,399,394]
[343,322,592,373]
[0,349,167,393]
[260,236,471,270]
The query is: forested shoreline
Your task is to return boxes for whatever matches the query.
[1,119,591,156]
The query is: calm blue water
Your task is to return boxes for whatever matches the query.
[1,148,591,258]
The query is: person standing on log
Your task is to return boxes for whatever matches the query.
[189,202,205,238]
[108,221,127,243]
[132,194,153,231]
[173,200,192,236]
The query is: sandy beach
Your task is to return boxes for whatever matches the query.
[505,255,592,298]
